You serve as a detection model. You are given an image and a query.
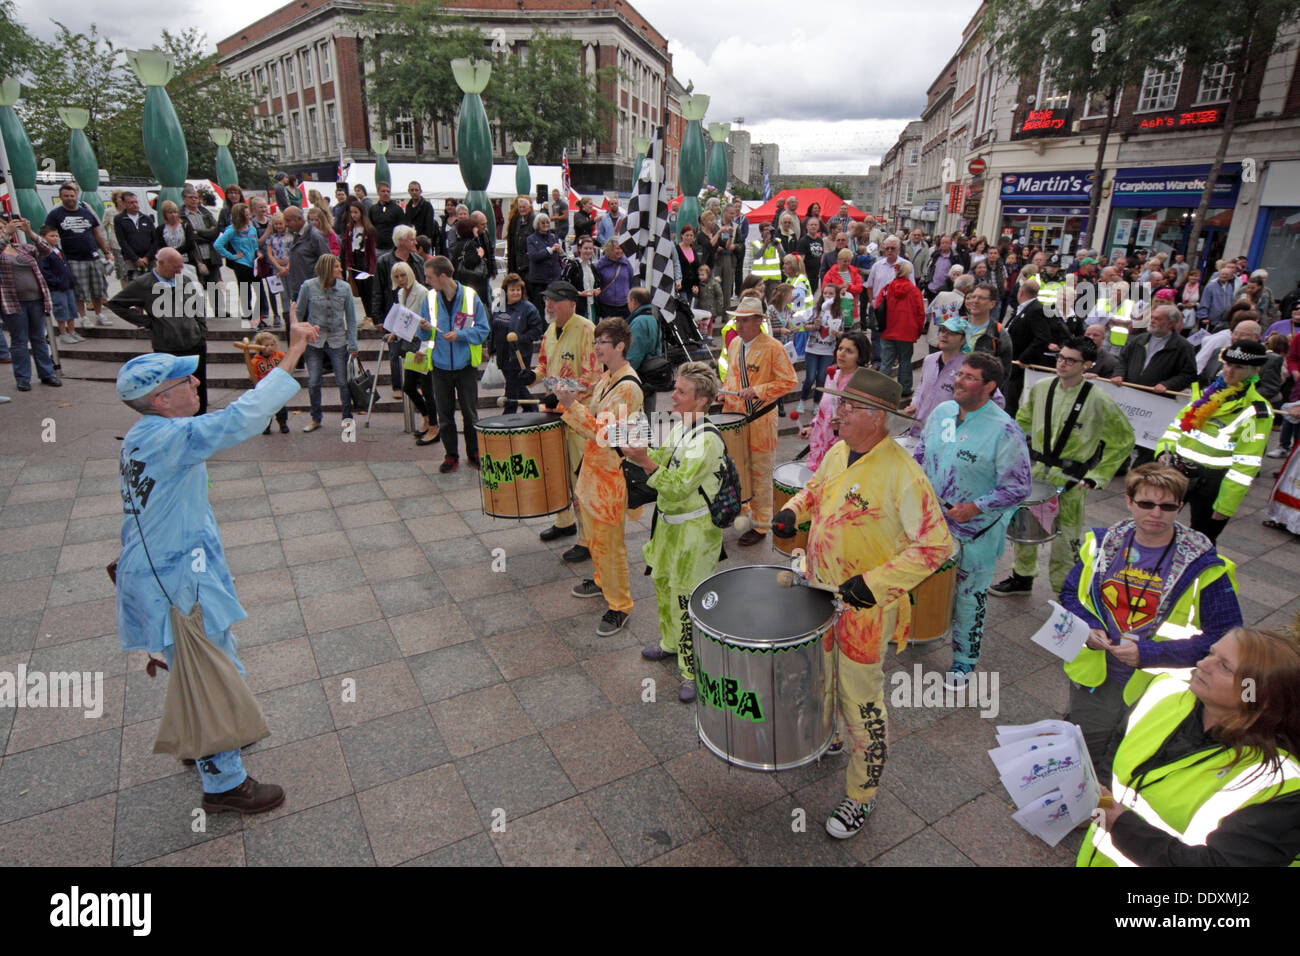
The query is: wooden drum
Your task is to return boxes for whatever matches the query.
[710,412,753,503]
[475,412,571,518]
[771,461,814,557]
[906,540,961,644]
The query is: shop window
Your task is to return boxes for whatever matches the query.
[391,116,415,151]
[1137,64,1181,113]
[1036,59,1070,111]
[1081,90,1117,119]
[1194,59,1235,105]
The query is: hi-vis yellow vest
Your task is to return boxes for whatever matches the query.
[1063,529,1236,705]
[1079,674,1300,867]
[409,284,482,373]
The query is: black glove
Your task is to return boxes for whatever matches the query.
[519,368,537,387]
[542,393,559,411]
[772,509,798,539]
[838,575,876,610]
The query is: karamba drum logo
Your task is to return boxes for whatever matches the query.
[696,667,765,722]
[479,453,541,491]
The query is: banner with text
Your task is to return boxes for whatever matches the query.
[1024,367,1186,450]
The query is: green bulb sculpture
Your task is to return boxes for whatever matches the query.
[453,58,495,249]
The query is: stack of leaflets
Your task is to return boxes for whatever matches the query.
[988,719,1101,846]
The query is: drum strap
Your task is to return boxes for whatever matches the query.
[1031,379,1100,485]
[736,342,759,416]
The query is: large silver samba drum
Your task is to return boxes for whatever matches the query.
[1008,478,1061,544]
[689,565,838,771]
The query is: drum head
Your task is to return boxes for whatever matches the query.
[773,462,813,489]
[691,565,836,648]
[709,412,745,428]
[478,412,558,430]
[1027,478,1059,505]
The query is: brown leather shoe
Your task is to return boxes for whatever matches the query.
[202,776,286,815]
[737,529,766,547]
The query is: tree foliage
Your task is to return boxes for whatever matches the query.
[16,20,278,186]
[491,31,616,164]
[354,0,486,137]
[981,0,1180,246]
[0,0,38,76]
[18,22,135,173]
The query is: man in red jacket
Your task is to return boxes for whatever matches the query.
[875,259,926,397]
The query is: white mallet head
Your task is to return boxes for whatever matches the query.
[495,396,507,407]
[733,514,752,534]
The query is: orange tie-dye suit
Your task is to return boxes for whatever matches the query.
[721,332,798,532]
[535,314,600,533]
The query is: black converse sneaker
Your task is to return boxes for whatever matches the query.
[825,797,874,839]
[988,573,1033,596]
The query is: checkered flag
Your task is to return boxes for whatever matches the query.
[618,130,679,319]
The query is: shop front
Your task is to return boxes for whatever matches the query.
[1104,163,1241,271]
[1249,159,1300,299]
[996,169,1094,255]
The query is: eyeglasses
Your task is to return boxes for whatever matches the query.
[1132,499,1180,512]
[594,339,616,346]
[1055,355,1083,365]
[155,377,193,398]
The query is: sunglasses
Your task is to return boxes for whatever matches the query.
[1132,499,1180,512]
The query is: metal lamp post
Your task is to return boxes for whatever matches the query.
[677,93,709,237]
[513,141,531,197]
[452,57,495,247]
[0,77,45,224]
[706,122,730,192]
[210,127,238,189]
[373,138,391,189]
[126,50,188,210]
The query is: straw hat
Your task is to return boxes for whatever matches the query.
[727,296,766,319]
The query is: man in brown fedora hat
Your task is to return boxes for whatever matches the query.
[720,295,798,546]
[774,367,953,838]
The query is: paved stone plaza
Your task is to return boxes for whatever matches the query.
[0,335,1297,866]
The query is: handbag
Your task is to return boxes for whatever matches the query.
[637,354,673,392]
[621,458,658,508]
[480,361,505,389]
[347,354,376,410]
[119,455,270,760]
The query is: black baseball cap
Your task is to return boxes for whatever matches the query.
[542,280,581,303]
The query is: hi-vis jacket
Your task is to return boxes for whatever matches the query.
[1059,519,1242,705]
[786,438,952,662]
[1079,674,1300,867]
[749,239,783,280]
[1155,381,1272,519]
[416,281,489,371]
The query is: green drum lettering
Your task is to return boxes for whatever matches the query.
[735,691,764,722]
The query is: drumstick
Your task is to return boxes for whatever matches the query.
[506,332,527,371]
[231,338,262,352]
[496,397,545,407]
[776,570,839,595]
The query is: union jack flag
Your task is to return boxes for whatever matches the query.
[561,148,571,194]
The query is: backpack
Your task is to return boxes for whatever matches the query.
[695,424,743,529]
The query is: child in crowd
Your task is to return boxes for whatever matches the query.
[38,224,82,344]
[695,263,725,338]
[263,212,292,319]
[239,331,290,434]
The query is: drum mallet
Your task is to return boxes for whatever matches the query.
[506,332,527,371]
[495,396,546,407]
[776,570,839,594]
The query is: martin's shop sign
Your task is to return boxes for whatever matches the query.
[1000,171,1095,205]
[1111,163,1242,208]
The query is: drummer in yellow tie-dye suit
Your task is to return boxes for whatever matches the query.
[555,317,644,637]
[721,295,799,546]
[523,280,601,560]
[777,367,952,841]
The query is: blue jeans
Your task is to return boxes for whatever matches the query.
[879,339,914,393]
[305,344,353,423]
[802,351,834,401]
[3,300,56,384]
[50,287,78,323]
[161,627,248,794]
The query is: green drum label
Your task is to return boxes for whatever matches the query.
[696,668,765,722]
[480,453,541,491]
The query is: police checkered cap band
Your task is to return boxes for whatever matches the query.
[1221,340,1267,367]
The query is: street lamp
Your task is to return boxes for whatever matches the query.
[706,121,730,192]
[513,141,531,197]
[209,127,238,190]
[59,108,104,218]
[677,93,709,237]
[0,77,45,224]
[452,57,495,247]
[126,50,188,210]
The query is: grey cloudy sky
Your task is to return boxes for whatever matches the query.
[14,0,981,173]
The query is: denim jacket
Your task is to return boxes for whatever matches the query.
[295,278,357,351]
